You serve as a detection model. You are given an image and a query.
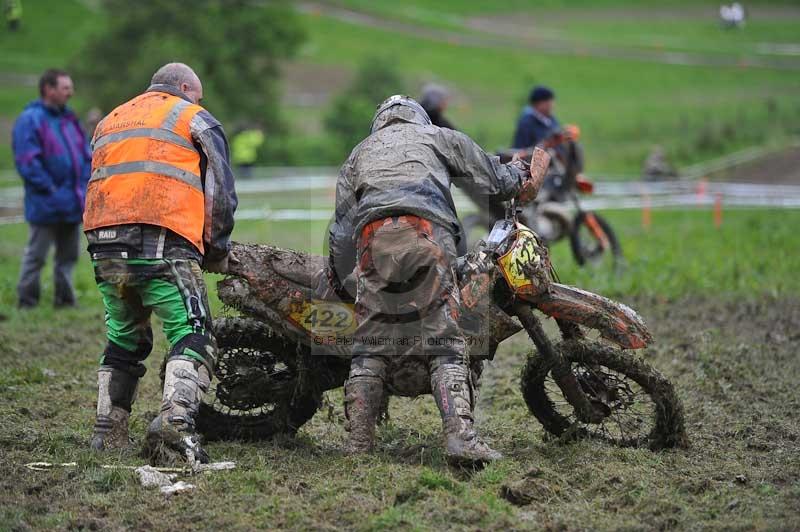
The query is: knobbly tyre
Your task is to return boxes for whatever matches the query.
[464,128,623,266]
[197,205,687,451]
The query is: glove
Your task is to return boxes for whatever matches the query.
[518,147,550,204]
[564,124,581,142]
[519,177,542,204]
[203,250,239,274]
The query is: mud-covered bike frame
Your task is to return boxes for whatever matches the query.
[197,190,686,449]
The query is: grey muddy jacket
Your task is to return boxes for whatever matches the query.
[329,110,527,288]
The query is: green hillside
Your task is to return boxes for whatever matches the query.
[1,0,799,174]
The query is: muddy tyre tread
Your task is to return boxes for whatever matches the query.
[196,317,322,441]
[521,340,688,450]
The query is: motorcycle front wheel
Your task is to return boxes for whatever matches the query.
[196,317,324,441]
[521,339,688,450]
[569,211,622,266]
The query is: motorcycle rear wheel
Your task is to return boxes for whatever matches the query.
[196,317,323,441]
[521,339,687,450]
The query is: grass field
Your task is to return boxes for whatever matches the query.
[1,208,799,529]
[2,1,800,529]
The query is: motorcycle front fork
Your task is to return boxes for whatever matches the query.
[513,303,605,424]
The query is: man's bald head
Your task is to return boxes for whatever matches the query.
[151,63,203,104]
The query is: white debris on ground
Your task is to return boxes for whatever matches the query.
[134,462,237,495]
[25,462,77,471]
[160,481,196,497]
[25,461,236,474]
[134,466,177,488]
[26,460,236,497]
[195,461,236,472]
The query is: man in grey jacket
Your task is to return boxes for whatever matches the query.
[328,95,542,464]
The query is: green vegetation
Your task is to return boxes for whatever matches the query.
[332,0,800,54]
[1,208,798,529]
[290,13,800,172]
[324,56,403,161]
[0,0,97,74]
[72,0,303,140]
[550,208,800,297]
[1,1,799,173]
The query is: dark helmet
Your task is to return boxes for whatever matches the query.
[370,95,431,134]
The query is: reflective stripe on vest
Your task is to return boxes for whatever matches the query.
[91,161,202,190]
[92,127,195,151]
[84,92,207,253]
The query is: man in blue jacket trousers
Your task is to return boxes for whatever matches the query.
[12,68,91,308]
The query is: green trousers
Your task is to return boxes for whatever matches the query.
[93,258,216,376]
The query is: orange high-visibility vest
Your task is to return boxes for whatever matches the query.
[84,91,207,253]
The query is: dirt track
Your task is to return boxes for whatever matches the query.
[298,2,800,71]
[708,145,800,184]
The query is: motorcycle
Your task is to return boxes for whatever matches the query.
[463,131,622,266]
[197,198,687,451]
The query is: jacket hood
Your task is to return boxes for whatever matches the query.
[370,95,431,134]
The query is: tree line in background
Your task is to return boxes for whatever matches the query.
[73,0,303,162]
[72,0,404,167]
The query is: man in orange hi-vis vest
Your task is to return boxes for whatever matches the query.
[84,63,238,464]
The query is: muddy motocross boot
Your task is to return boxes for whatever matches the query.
[343,375,385,454]
[145,358,211,464]
[431,362,502,465]
[90,365,140,451]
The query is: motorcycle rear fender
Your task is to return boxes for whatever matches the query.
[532,283,653,349]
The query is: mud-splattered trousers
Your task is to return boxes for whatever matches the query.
[344,216,474,449]
[344,215,501,460]
[352,216,464,367]
[89,257,216,456]
[93,258,216,380]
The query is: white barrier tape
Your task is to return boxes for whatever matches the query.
[3,180,800,226]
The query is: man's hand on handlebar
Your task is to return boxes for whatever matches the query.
[517,147,550,204]
[564,124,580,142]
[203,250,240,274]
[542,132,565,149]
[541,124,580,149]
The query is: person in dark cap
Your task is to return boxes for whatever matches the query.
[511,85,560,150]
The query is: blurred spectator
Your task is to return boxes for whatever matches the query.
[720,3,746,29]
[84,107,103,138]
[511,85,560,149]
[420,83,456,130]
[12,68,91,308]
[4,0,22,31]
[231,128,265,177]
[642,145,677,181]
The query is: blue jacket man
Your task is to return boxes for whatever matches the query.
[12,68,91,307]
[511,86,560,150]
